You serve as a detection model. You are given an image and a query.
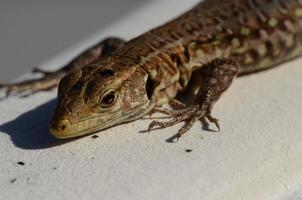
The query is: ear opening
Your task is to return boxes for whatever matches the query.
[145,76,154,100]
[100,69,115,77]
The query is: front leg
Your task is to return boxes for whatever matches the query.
[148,58,239,140]
[0,37,125,98]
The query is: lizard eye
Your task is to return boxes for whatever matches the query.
[100,90,117,108]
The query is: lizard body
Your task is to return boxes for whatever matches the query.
[2,0,302,139]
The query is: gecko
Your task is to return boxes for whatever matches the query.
[1,0,302,140]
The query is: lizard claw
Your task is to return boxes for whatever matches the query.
[205,115,220,131]
[147,104,221,140]
[147,121,156,132]
[147,105,198,139]
[0,83,17,98]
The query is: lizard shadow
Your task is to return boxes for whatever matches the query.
[1,93,219,149]
[0,98,77,150]
[164,120,217,143]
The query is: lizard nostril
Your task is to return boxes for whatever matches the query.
[58,120,71,131]
[51,119,71,132]
[61,125,67,130]
[49,119,72,138]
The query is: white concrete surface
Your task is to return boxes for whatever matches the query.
[1,1,302,200]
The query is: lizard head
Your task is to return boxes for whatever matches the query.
[49,58,154,139]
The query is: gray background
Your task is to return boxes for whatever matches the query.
[0,0,147,81]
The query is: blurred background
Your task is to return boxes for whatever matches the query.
[0,0,148,81]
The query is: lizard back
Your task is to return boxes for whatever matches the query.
[114,0,302,91]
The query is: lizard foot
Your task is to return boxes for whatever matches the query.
[148,105,220,140]
[147,58,239,140]
[0,71,65,99]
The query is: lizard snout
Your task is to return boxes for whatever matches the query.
[49,119,72,139]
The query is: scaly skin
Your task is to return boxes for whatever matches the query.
[3,0,302,139]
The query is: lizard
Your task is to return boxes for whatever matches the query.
[1,0,302,140]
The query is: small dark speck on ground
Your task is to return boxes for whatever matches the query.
[92,135,99,139]
[17,161,25,166]
[10,178,17,184]
[53,167,57,170]
[185,149,193,153]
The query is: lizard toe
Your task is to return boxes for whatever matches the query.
[147,105,201,140]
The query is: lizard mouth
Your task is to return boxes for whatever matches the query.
[49,103,153,139]
[49,117,111,139]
